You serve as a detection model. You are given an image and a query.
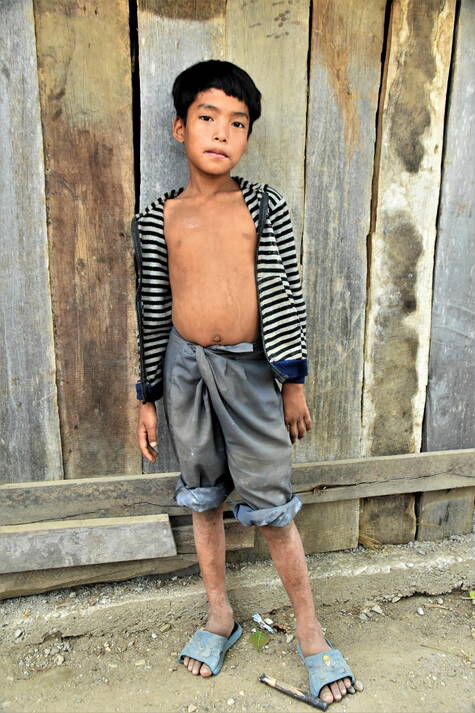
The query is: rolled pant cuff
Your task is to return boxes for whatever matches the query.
[173,476,230,512]
[232,494,302,527]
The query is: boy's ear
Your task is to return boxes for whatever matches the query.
[172,115,185,143]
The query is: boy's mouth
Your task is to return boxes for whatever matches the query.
[205,149,229,159]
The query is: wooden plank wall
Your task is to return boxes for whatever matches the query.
[0,0,63,483]
[33,0,137,478]
[0,0,473,583]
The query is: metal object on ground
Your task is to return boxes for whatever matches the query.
[259,673,328,711]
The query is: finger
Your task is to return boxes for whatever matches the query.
[287,421,299,444]
[138,425,156,462]
[304,414,313,431]
[297,419,307,439]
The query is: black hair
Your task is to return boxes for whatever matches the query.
[172,59,261,137]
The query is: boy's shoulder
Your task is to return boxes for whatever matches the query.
[133,175,287,221]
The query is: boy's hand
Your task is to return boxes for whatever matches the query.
[281,383,313,443]
[137,402,159,462]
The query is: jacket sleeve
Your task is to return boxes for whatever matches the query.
[269,192,308,383]
[131,214,170,402]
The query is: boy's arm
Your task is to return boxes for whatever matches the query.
[270,192,308,383]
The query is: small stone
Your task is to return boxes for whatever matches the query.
[264,618,273,625]
[227,698,235,705]
[74,698,81,703]
[188,706,197,713]
[171,576,178,581]
[170,652,178,657]
[239,691,245,696]
[54,654,65,665]
[151,633,158,639]
[108,663,118,668]
[14,629,23,639]
[6,676,13,682]
[391,596,401,603]
[354,680,364,692]
[134,659,146,666]
[359,614,369,622]
[286,634,294,643]
[371,605,383,615]
[159,623,171,632]
[417,608,425,616]
[69,592,77,598]
[407,562,415,568]
[437,598,443,604]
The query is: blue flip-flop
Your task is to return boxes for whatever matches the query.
[296,636,356,700]
[177,621,243,675]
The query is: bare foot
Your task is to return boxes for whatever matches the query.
[297,621,352,704]
[183,603,235,677]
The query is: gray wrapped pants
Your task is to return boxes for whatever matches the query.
[163,325,302,527]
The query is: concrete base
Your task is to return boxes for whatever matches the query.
[1,534,473,651]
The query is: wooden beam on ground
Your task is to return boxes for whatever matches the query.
[0,515,177,574]
[0,0,63,483]
[2,449,473,526]
[362,0,456,456]
[416,487,475,541]
[33,0,137,476]
[423,0,475,451]
[300,0,386,462]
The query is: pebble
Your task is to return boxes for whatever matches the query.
[359,613,369,622]
[160,623,171,632]
[437,598,443,604]
[188,706,197,713]
[417,608,425,616]
[134,659,146,666]
[264,618,273,625]
[54,654,65,665]
[407,562,415,568]
[371,605,383,615]
[151,633,158,639]
[286,634,294,643]
[227,698,235,705]
[14,629,23,639]
[239,691,245,696]
[391,596,401,603]
[354,680,364,692]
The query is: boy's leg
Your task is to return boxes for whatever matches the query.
[258,521,352,704]
[182,503,235,677]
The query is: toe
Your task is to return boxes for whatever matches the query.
[338,679,348,696]
[344,677,352,689]
[191,658,202,675]
[319,685,333,703]
[330,682,342,701]
[183,656,189,666]
[200,663,212,677]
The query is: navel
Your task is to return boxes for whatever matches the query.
[213,334,221,342]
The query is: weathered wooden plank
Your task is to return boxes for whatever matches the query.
[0,515,177,574]
[137,0,226,474]
[33,0,137,476]
[416,487,475,541]
[359,494,416,545]
[0,556,200,601]
[226,0,309,262]
[0,0,63,483]
[174,519,254,554]
[2,450,473,525]
[300,0,386,462]
[362,0,456,456]
[423,0,475,451]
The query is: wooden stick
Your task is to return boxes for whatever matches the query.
[259,673,328,711]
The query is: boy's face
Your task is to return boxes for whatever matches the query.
[173,87,250,174]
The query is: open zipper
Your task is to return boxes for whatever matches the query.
[255,190,286,384]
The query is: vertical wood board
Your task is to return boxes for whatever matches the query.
[423,0,475,451]
[362,0,456,456]
[34,0,137,477]
[0,0,63,483]
[138,0,226,474]
[299,0,386,461]
[226,0,309,262]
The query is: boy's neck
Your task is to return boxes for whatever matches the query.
[182,169,238,200]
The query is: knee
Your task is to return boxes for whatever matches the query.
[258,521,294,538]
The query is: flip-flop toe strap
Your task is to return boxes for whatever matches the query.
[305,649,355,696]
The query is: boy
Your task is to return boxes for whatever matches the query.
[131,60,355,705]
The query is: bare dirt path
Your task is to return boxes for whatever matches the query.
[1,589,473,713]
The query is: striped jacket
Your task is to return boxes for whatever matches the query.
[131,175,308,403]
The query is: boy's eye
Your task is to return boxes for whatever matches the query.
[198,115,246,129]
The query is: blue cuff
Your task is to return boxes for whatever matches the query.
[135,380,162,402]
[271,358,308,382]
[233,495,302,527]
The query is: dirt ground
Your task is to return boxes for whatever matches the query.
[1,588,474,713]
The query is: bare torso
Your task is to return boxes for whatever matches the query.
[164,186,260,346]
